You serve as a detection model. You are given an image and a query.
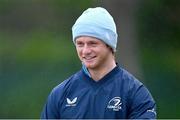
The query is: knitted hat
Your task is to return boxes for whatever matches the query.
[72,7,118,52]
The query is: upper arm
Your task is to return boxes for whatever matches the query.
[40,87,61,119]
[127,81,157,119]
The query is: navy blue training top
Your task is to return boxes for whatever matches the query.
[41,65,156,119]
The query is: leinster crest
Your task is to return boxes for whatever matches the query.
[107,97,122,111]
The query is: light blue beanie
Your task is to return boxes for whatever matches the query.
[72,7,118,52]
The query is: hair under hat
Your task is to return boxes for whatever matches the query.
[72,7,118,52]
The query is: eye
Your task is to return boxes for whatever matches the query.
[76,41,84,47]
[89,41,98,46]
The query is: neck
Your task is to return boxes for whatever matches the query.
[88,60,116,81]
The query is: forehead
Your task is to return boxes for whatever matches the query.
[76,36,102,43]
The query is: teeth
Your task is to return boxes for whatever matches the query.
[85,58,92,60]
[84,56,95,60]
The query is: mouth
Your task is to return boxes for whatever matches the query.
[83,56,96,62]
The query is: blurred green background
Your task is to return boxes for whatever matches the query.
[0,0,179,118]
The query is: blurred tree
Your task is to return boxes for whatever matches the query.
[0,0,94,118]
[138,0,180,118]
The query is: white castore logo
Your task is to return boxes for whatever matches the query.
[107,97,122,111]
[66,97,77,106]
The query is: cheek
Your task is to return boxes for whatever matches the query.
[76,48,82,58]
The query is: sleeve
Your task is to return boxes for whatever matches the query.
[127,80,157,119]
[40,88,60,119]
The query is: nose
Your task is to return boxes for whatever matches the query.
[82,44,91,55]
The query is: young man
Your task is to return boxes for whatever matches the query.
[41,7,156,119]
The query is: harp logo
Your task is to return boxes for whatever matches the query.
[107,97,122,111]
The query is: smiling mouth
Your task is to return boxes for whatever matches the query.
[83,56,96,61]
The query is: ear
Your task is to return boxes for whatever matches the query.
[106,44,114,54]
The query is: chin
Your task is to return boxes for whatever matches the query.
[84,63,94,68]
[85,63,99,70]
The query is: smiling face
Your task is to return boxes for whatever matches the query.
[75,36,115,71]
